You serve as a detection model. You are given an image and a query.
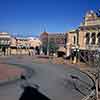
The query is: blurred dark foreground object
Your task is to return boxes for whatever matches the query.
[19,86,51,100]
[19,74,51,100]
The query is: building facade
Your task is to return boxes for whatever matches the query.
[66,10,100,62]
[79,10,100,50]
[11,37,41,48]
[0,32,11,47]
[0,32,41,55]
[10,36,41,55]
[65,30,78,57]
[0,32,11,55]
[40,32,65,55]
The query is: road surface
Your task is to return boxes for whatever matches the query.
[0,56,89,100]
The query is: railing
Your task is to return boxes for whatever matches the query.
[81,90,95,100]
[86,45,99,50]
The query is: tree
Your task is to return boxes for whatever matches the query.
[48,42,59,55]
[42,43,48,55]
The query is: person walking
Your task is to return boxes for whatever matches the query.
[2,46,6,56]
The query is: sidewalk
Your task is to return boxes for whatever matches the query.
[0,63,25,84]
[32,56,95,73]
[51,57,96,72]
[66,60,89,70]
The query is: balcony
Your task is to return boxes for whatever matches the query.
[86,45,99,50]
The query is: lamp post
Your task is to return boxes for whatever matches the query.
[76,46,80,63]
[47,36,50,56]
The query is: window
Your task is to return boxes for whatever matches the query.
[86,33,90,45]
[97,32,100,45]
[91,32,96,44]
[73,36,76,44]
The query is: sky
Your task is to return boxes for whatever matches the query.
[0,0,100,37]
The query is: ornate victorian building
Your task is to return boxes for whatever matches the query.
[66,10,100,58]
[79,10,100,50]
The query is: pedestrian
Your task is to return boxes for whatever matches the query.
[2,47,6,56]
[29,51,31,56]
[71,51,74,64]
[33,49,35,55]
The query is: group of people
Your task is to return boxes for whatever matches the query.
[28,47,40,56]
[0,46,41,56]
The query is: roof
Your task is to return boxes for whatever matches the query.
[0,32,10,35]
[67,28,78,33]
[15,37,28,40]
[41,32,48,35]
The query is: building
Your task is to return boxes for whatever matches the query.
[28,37,41,48]
[0,32,11,55]
[11,37,41,48]
[0,32,11,47]
[0,32,41,55]
[10,36,41,55]
[40,31,66,55]
[48,33,65,47]
[66,10,100,62]
[65,29,78,57]
[79,10,100,50]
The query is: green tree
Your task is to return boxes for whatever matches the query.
[42,43,48,55]
[48,42,59,55]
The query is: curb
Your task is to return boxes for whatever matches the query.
[0,76,20,86]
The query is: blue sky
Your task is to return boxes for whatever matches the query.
[0,0,99,36]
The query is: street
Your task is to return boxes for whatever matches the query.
[0,56,90,100]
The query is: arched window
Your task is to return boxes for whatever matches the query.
[97,32,100,45]
[85,33,90,45]
[91,32,96,44]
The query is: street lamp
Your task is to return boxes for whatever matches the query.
[47,41,49,56]
[76,45,80,63]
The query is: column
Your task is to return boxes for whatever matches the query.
[96,32,98,45]
[89,32,92,45]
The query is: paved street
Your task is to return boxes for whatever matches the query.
[0,63,25,81]
[0,56,92,100]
